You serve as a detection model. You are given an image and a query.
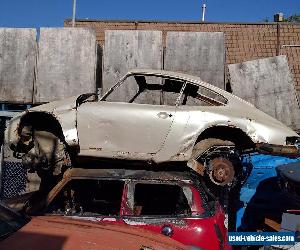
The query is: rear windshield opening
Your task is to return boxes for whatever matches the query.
[133,183,191,216]
[47,179,124,216]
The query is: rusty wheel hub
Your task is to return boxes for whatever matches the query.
[208,157,235,186]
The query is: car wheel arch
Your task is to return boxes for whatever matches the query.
[18,111,65,142]
[17,112,73,169]
[187,125,254,186]
[195,125,254,151]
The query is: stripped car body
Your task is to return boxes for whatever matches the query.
[20,168,231,250]
[5,69,300,184]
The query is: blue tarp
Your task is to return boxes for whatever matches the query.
[237,154,300,230]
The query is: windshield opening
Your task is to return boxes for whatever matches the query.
[102,74,185,106]
[102,73,227,106]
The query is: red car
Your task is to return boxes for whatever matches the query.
[0,202,188,250]
[22,168,231,250]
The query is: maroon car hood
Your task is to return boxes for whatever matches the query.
[0,216,187,250]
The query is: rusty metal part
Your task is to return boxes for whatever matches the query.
[62,168,194,182]
[264,218,280,232]
[21,130,71,175]
[19,125,33,146]
[24,168,196,214]
[187,159,205,176]
[256,143,300,157]
[123,218,187,227]
[208,157,235,186]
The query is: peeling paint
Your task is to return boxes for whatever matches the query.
[123,219,147,226]
[102,217,117,222]
[123,218,187,227]
[64,128,78,143]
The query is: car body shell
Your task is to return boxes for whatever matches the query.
[5,69,300,163]
[24,168,231,250]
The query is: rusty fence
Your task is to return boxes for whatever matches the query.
[0,116,27,200]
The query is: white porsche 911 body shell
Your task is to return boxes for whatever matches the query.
[6,69,300,163]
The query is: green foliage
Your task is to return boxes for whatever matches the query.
[262,17,269,22]
[283,14,300,23]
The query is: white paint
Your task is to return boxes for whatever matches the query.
[123,219,147,226]
[64,128,78,141]
[102,218,117,222]
[202,3,206,21]
[70,216,100,222]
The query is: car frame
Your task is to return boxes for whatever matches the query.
[5,69,300,185]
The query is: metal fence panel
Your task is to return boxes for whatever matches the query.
[228,55,300,131]
[1,161,26,199]
[165,32,225,89]
[0,28,36,103]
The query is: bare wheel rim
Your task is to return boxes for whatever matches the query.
[208,157,235,186]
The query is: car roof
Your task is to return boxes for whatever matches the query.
[127,68,203,83]
[63,168,194,182]
[1,216,187,250]
[126,68,236,102]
